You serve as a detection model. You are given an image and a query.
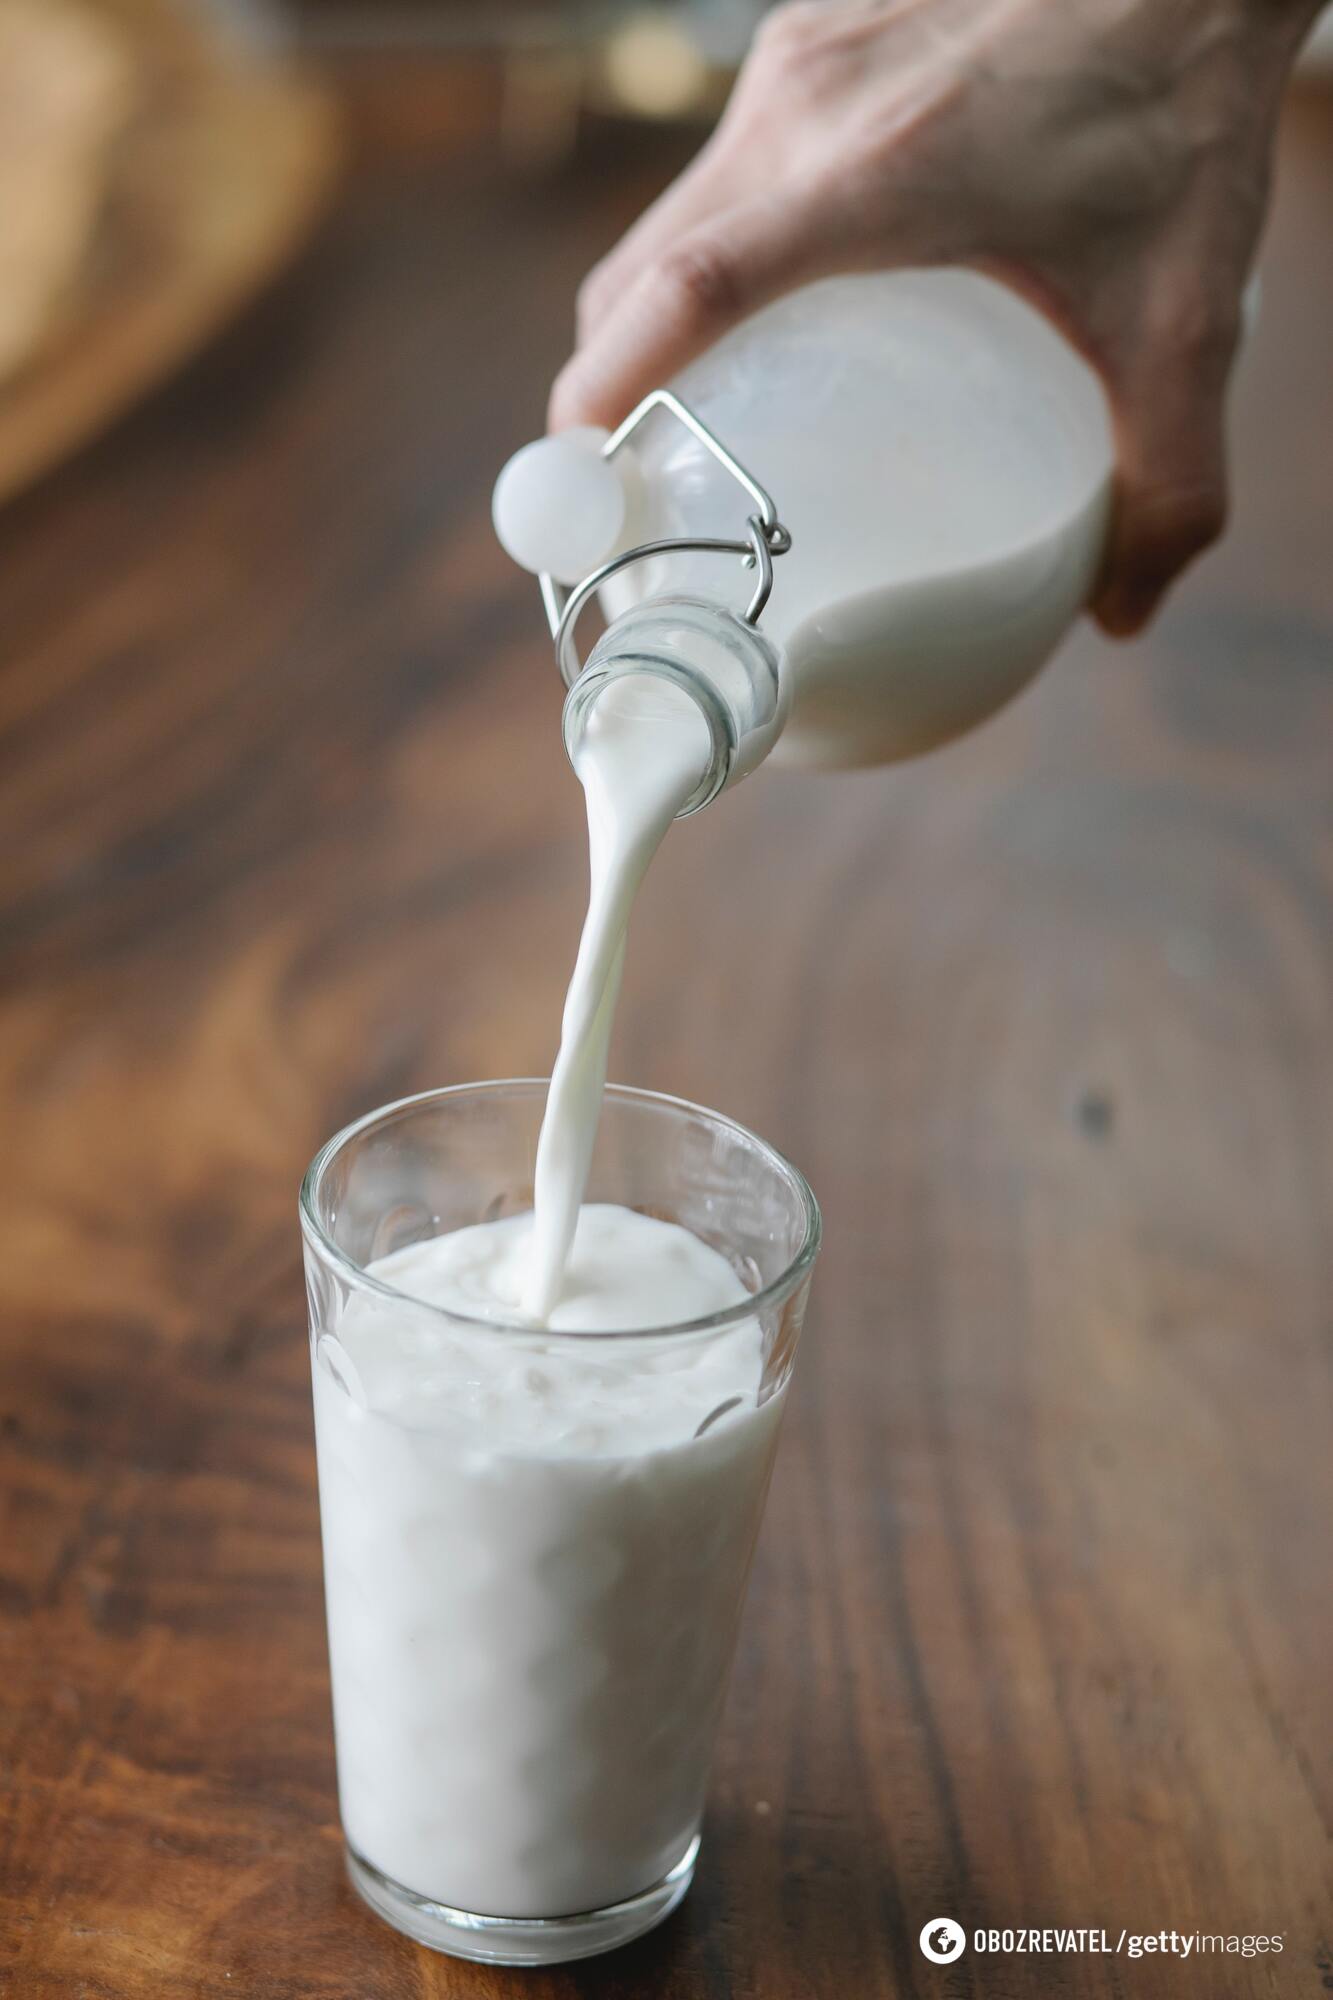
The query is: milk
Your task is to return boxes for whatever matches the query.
[314,426,811,1942]
[313,676,782,1923]
[313,1203,784,1918]
[524,672,712,1320]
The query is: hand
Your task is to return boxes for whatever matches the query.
[551,0,1317,634]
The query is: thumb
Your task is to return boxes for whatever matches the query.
[1093,350,1231,637]
[548,191,838,433]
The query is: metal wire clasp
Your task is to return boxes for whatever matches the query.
[539,389,792,690]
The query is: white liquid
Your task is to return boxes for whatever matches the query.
[313,1204,783,1917]
[523,673,711,1320]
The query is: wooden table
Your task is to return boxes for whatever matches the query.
[1,57,1330,2000]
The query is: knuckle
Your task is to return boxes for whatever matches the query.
[753,1,825,66]
[846,109,935,187]
[654,236,742,328]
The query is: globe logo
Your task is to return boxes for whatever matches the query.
[919,1917,967,1963]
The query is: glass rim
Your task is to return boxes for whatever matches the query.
[299,1078,822,1342]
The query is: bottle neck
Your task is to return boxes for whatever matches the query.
[561,596,787,817]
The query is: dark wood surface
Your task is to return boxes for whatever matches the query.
[1,57,1330,2000]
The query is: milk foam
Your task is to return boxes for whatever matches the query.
[331,1203,760,1453]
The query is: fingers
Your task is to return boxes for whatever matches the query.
[1093,350,1232,637]
[570,0,839,351]
[549,191,838,432]
[574,141,742,349]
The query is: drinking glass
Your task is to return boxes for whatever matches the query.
[300,1080,820,1965]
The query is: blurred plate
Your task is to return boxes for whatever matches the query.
[1297,7,1333,74]
[0,0,337,504]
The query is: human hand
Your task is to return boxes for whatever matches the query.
[551,0,1317,634]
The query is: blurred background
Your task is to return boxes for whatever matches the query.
[3,0,1325,499]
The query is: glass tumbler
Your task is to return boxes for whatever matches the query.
[300,1080,820,1966]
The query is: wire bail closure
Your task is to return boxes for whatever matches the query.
[538,389,792,691]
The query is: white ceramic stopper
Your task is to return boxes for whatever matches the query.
[492,428,626,584]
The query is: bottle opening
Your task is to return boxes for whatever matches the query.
[562,656,734,819]
[561,594,786,817]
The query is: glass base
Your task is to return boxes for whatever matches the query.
[345,1836,700,1966]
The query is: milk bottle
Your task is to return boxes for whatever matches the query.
[494,267,1114,783]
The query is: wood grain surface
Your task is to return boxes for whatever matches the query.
[0,57,1330,2000]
